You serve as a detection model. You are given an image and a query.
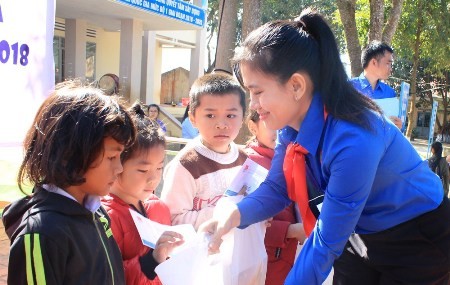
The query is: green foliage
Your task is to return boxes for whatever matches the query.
[392,0,449,132]
[354,0,370,46]
[393,0,450,74]
[205,0,338,70]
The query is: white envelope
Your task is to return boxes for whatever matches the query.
[224,158,269,196]
[129,208,196,255]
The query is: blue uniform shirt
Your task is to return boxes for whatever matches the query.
[350,73,396,99]
[237,94,443,285]
[181,118,198,139]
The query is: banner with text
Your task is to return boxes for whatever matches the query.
[399,82,410,133]
[116,0,205,28]
[427,100,439,158]
[0,0,55,146]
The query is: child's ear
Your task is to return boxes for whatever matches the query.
[188,111,196,127]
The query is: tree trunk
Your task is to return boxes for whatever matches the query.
[368,0,384,42]
[336,0,362,77]
[242,0,262,40]
[215,0,238,73]
[382,0,405,44]
[406,0,424,139]
[233,0,262,145]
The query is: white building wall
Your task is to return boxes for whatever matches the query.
[96,29,120,79]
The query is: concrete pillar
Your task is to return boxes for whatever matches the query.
[65,19,86,80]
[190,0,207,85]
[189,29,206,85]
[142,31,162,105]
[119,19,143,103]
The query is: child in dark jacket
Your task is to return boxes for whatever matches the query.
[245,109,306,285]
[2,81,135,285]
[102,103,184,285]
[428,141,449,197]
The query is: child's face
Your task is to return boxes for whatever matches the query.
[113,144,165,206]
[254,120,277,149]
[67,137,124,204]
[190,93,243,153]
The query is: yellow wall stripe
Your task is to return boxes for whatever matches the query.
[24,234,35,285]
[33,234,47,285]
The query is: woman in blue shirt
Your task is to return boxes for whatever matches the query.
[201,8,450,285]
[147,104,167,133]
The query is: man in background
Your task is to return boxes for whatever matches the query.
[350,41,402,129]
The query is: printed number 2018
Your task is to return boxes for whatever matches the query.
[0,40,30,66]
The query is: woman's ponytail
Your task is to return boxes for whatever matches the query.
[299,9,381,127]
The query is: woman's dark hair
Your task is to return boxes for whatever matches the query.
[232,8,381,128]
[121,102,166,163]
[432,141,443,158]
[147,103,161,116]
[18,80,136,193]
[430,141,444,172]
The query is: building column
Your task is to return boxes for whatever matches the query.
[65,19,86,80]
[142,31,162,105]
[119,19,143,103]
[190,0,207,85]
[189,29,206,86]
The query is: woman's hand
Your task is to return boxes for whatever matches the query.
[198,202,241,254]
[152,231,184,263]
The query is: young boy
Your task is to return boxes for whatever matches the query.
[2,81,135,285]
[161,73,247,230]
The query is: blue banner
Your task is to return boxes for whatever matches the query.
[427,100,439,158]
[115,0,205,28]
[398,82,410,133]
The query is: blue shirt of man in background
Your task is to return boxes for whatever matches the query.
[350,72,396,99]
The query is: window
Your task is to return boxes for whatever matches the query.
[53,36,65,84]
[53,37,96,83]
[86,42,96,83]
[417,112,431,127]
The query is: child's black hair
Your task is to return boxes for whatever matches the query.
[121,102,166,163]
[18,80,136,193]
[189,73,246,117]
[245,109,260,145]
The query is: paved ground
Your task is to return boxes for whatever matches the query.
[0,222,8,285]
[0,138,445,284]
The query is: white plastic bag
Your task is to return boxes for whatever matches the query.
[155,233,224,285]
[155,196,268,285]
[216,195,268,285]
